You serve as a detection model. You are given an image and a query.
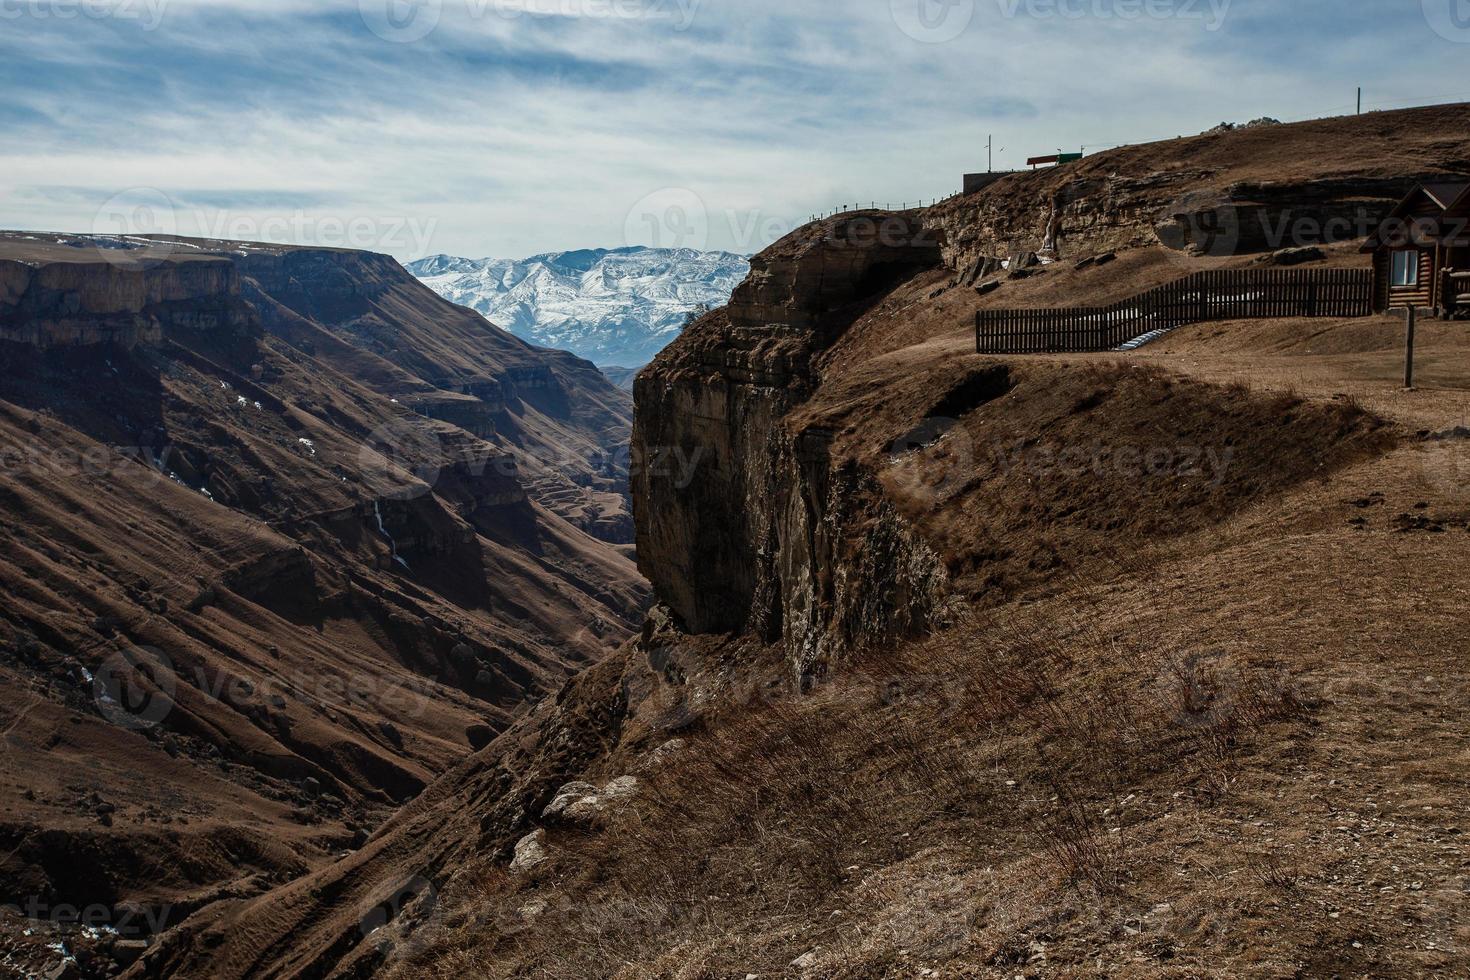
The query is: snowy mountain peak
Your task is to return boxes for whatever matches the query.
[408,247,749,367]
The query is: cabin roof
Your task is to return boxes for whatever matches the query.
[1362,181,1470,251]
[1421,182,1470,211]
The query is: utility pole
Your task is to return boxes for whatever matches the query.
[1404,305,1417,389]
[988,134,993,172]
[1357,87,1362,115]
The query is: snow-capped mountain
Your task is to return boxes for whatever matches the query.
[407,247,750,367]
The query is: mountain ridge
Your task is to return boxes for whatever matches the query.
[408,246,749,367]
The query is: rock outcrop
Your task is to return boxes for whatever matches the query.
[0,247,254,348]
[929,104,1470,273]
[633,213,947,676]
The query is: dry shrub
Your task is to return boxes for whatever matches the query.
[1248,851,1302,892]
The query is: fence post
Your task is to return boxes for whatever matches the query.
[1404,305,1417,390]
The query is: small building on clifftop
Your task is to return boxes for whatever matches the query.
[1362,182,1470,316]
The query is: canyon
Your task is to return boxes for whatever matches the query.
[5,102,1470,978]
[0,232,647,963]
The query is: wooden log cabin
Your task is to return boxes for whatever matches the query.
[1362,182,1470,317]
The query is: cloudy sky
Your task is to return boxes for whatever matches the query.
[4,0,1469,260]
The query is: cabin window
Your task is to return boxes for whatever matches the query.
[1391,250,1419,287]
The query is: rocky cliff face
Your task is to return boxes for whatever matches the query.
[930,169,1420,272]
[632,213,947,676]
[0,247,254,348]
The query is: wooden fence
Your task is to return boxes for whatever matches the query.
[975,268,1374,354]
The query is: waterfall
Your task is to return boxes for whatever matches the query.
[373,501,411,571]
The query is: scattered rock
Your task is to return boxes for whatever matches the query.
[791,951,819,970]
[302,777,322,799]
[542,782,599,821]
[544,776,640,826]
[974,279,1002,296]
[1093,251,1116,266]
[1204,117,1282,135]
[510,830,548,873]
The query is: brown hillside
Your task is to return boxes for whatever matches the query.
[112,104,1470,980]
[0,232,649,961]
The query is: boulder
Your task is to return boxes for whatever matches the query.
[510,830,548,873]
[542,781,598,821]
[543,776,641,825]
[601,776,640,801]
[450,642,477,668]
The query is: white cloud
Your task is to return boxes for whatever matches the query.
[3,0,1466,259]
